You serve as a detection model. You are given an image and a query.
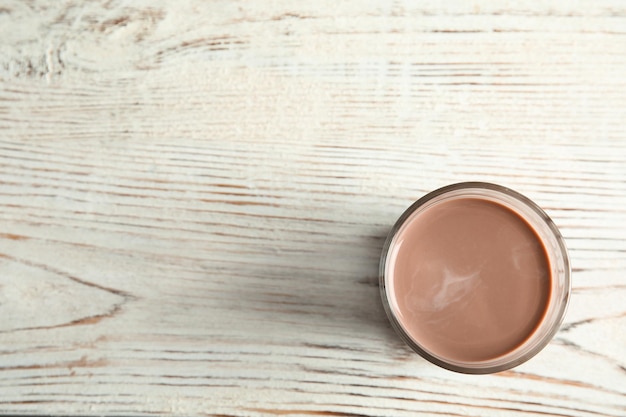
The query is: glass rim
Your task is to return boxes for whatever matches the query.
[379,182,571,374]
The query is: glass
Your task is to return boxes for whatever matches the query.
[379,182,571,374]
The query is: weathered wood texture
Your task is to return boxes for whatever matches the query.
[1,1,625,416]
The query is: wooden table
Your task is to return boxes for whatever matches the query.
[1,1,625,416]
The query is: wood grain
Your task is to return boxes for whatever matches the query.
[1,1,625,416]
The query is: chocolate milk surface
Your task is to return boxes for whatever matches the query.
[387,198,551,362]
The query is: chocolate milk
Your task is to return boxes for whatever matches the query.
[387,197,551,362]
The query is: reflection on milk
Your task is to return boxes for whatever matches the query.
[407,264,483,314]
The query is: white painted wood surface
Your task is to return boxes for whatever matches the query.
[1,1,625,416]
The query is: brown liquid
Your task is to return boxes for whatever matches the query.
[388,197,551,363]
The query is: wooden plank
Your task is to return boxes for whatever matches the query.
[0,1,625,416]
